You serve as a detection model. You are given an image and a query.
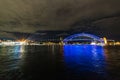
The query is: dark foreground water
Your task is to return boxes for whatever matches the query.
[0,45,120,80]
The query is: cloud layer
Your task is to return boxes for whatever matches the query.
[0,0,119,39]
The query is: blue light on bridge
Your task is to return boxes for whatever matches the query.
[63,33,105,46]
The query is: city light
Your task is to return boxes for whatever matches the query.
[103,37,107,45]
[0,34,119,46]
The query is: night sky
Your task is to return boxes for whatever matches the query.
[0,0,120,40]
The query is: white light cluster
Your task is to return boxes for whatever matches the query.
[0,41,27,46]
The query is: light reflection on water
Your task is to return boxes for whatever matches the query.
[0,45,25,73]
[63,45,107,77]
[0,45,120,80]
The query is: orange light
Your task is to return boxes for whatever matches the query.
[103,37,107,45]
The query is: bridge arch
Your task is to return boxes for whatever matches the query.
[63,33,104,44]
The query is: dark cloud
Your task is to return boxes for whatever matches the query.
[91,16,120,39]
[0,31,17,39]
[0,0,119,39]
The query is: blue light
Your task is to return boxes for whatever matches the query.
[63,33,104,43]
[13,45,25,59]
[63,45,106,75]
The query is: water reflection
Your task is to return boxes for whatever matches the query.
[12,45,25,59]
[0,45,25,73]
[63,45,107,79]
[0,45,119,80]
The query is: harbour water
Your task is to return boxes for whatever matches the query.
[0,45,120,80]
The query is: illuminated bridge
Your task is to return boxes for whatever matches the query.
[63,33,105,46]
